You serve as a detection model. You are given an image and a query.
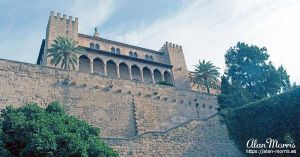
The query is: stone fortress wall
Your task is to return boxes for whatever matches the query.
[0,59,242,156]
[0,59,218,137]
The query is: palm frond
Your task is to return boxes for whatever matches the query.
[47,36,81,70]
[192,59,220,93]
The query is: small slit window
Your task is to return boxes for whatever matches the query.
[90,43,94,49]
[116,48,120,54]
[95,44,99,50]
[129,51,133,57]
[111,47,115,53]
[149,56,153,61]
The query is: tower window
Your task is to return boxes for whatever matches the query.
[145,55,149,60]
[90,43,94,49]
[116,48,120,54]
[134,52,138,58]
[95,44,100,50]
[129,51,133,57]
[111,47,115,53]
[149,56,153,61]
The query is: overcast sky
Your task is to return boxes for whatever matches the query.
[0,0,299,84]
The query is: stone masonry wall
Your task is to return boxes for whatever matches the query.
[104,115,243,157]
[0,59,243,156]
[0,59,217,137]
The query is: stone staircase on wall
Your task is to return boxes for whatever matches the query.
[103,114,244,157]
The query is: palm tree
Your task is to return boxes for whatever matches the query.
[47,36,84,70]
[193,60,220,94]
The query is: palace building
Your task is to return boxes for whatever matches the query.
[36,11,220,94]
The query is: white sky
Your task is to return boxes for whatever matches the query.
[111,0,300,84]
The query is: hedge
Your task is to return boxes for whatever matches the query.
[221,88,300,156]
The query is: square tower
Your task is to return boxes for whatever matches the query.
[42,11,79,66]
[161,42,191,90]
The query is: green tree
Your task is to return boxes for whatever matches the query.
[193,60,220,94]
[220,75,231,95]
[218,76,252,109]
[47,36,84,70]
[224,42,290,100]
[0,102,119,157]
[292,82,297,89]
[277,65,291,91]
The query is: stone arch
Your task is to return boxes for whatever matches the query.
[164,71,173,85]
[93,58,104,75]
[133,52,138,58]
[106,60,117,78]
[153,69,162,83]
[79,55,90,73]
[111,47,115,53]
[145,54,149,60]
[131,65,141,81]
[119,62,130,80]
[95,44,100,50]
[143,67,152,83]
[90,43,94,49]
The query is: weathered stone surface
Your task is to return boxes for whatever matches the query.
[104,115,243,157]
[0,59,218,137]
[0,59,243,156]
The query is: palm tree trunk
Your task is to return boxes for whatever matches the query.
[65,60,70,71]
[205,82,210,94]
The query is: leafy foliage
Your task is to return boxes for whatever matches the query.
[218,87,252,110]
[219,42,291,109]
[221,88,300,156]
[277,65,291,92]
[47,36,84,70]
[191,60,220,94]
[0,102,118,157]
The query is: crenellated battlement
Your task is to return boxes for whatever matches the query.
[159,42,183,52]
[46,11,79,39]
[163,42,183,51]
[50,11,78,23]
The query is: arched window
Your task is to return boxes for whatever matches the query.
[90,43,94,49]
[149,56,153,61]
[145,55,149,60]
[143,67,152,83]
[111,47,115,53]
[79,55,91,73]
[106,60,117,78]
[95,44,100,50]
[163,71,173,86]
[93,58,104,75]
[153,69,162,83]
[129,51,133,57]
[131,65,141,81]
[116,48,120,54]
[133,52,138,58]
[119,62,130,80]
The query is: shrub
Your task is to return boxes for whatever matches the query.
[0,102,119,157]
[221,88,300,156]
